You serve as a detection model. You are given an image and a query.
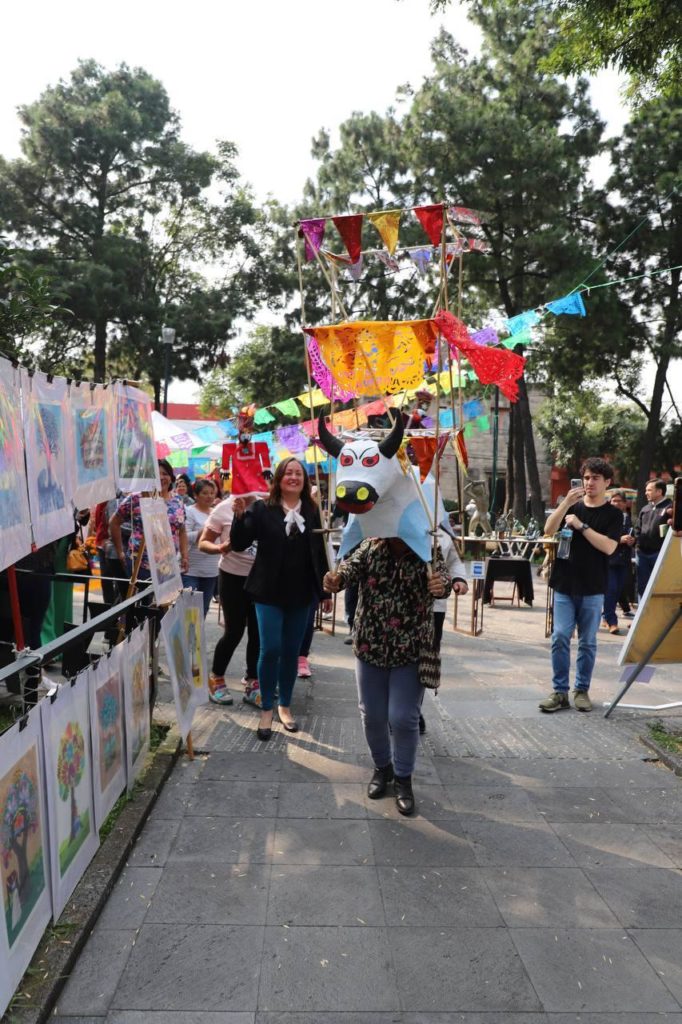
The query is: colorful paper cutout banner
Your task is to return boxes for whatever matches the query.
[435,310,525,402]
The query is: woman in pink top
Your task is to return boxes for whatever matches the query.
[199,494,259,705]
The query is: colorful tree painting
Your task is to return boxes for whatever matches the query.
[1,768,39,904]
[57,722,85,841]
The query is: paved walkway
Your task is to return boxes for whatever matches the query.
[53,580,682,1022]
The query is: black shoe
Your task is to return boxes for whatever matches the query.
[418,713,426,734]
[343,635,353,645]
[256,727,272,741]
[367,764,394,799]
[394,775,415,816]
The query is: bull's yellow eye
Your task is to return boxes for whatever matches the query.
[357,487,369,500]
[336,485,346,498]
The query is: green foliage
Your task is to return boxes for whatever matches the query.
[0,61,270,388]
[535,392,647,482]
[199,325,307,417]
[543,0,682,99]
[0,245,68,358]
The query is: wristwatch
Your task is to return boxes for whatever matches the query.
[579,523,589,532]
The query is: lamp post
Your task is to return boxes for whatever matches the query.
[161,326,176,417]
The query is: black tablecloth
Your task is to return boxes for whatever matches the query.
[483,557,534,606]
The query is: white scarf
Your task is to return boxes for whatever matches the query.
[282,500,306,536]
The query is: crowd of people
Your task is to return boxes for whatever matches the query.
[0,441,677,817]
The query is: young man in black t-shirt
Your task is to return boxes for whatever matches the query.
[539,458,622,713]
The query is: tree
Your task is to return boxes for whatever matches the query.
[425,0,682,98]
[595,93,682,503]
[57,721,85,841]
[0,60,268,384]
[404,2,605,520]
[535,392,648,483]
[1,768,39,902]
[0,244,67,358]
[199,325,307,416]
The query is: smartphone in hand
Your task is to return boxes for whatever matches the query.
[673,477,682,532]
[570,478,582,490]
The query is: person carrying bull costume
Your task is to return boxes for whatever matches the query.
[319,412,454,816]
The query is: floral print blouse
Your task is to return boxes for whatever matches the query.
[337,538,452,668]
[116,492,185,571]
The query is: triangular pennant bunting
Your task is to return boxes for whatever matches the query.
[545,292,587,317]
[414,204,444,246]
[367,210,401,255]
[409,247,433,276]
[332,214,363,263]
[299,218,326,261]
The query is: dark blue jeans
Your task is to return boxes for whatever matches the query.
[355,659,423,777]
[254,603,310,710]
[603,565,627,627]
[636,550,660,597]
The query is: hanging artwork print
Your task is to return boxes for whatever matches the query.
[139,497,182,605]
[0,358,32,572]
[183,591,209,704]
[71,383,116,508]
[41,678,99,921]
[0,708,52,1020]
[22,370,75,549]
[88,649,126,831]
[160,598,202,741]
[122,622,150,790]
[114,382,160,493]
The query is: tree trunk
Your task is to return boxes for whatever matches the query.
[70,786,79,840]
[635,349,670,506]
[513,401,527,520]
[517,374,546,524]
[505,404,515,513]
[94,315,107,382]
[12,836,30,901]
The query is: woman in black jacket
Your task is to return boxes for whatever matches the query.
[231,457,330,740]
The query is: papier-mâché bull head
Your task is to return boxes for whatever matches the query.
[317,412,404,514]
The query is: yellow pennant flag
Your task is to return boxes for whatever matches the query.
[296,388,328,408]
[304,444,326,464]
[367,210,401,255]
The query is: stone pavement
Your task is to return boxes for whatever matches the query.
[52,579,682,1022]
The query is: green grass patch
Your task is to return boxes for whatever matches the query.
[150,720,170,750]
[648,721,682,755]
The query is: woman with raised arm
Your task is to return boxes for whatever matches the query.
[230,457,331,740]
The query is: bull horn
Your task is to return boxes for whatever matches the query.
[317,413,344,458]
[378,411,404,459]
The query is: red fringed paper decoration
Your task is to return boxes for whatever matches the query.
[332,214,363,264]
[414,204,444,247]
[408,436,439,481]
[435,310,525,402]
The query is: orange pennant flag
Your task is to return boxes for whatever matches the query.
[367,210,401,255]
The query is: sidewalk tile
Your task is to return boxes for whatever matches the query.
[391,926,542,1011]
[444,785,543,822]
[630,929,682,1006]
[482,866,620,927]
[54,928,136,1016]
[377,865,503,927]
[527,787,633,824]
[147,863,269,924]
[276,782,367,819]
[127,816,180,867]
[462,819,576,867]
[511,928,679,1012]
[267,865,384,926]
[97,866,162,929]
[585,866,682,928]
[186,780,279,818]
[107,1013,255,1023]
[201,752,286,782]
[368,819,476,866]
[169,817,274,864]
[646,825,682,866]
[259,925,398,1011]
[551,823,677,869]
[606,787,682,824]
[111,923,263,1011]
[272,819,373,865]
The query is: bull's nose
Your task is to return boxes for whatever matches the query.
[335,480,379,510]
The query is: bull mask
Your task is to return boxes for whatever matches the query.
[316,411,404,459]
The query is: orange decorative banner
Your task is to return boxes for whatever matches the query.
[306,320,439,396]
[367,210,401,255]
[414,204,444,247]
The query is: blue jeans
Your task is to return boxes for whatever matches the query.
[181,574,217,617]
[603,564,627,627]
[551,592,603,693]
[636,550,659,597]
[299,600,318,658]
[254,603,310,710]
[355,659,423,777]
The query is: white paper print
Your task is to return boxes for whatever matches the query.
[22,370,74,549]
[71,382,116,509]
[114,382,160,493]
[88,648,126,831]
[0,358,32,572]
[121,621,151,791]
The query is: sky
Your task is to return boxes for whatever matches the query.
[2,0,675,411]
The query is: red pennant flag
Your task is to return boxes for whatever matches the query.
[414,204,444,247]
[332,214,363,264]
